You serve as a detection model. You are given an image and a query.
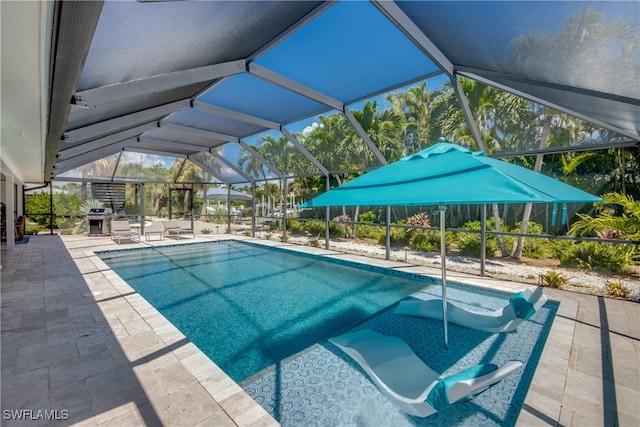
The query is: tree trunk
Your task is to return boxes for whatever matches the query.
[81,182,88,204]
[512,111,552,259]
[154,195,161,216]
[492,203,510,256]
[200,183,208,221]
[183,189,190,218]
[353,206,360,238]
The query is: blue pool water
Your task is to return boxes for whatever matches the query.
[244,283,558,427]
[97,240,436,382]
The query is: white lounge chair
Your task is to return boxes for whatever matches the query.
[329,329,522,418]
[395,286,547,334]
[162,220,195,239]
[110,220,139,244]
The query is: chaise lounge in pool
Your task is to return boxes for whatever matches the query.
[394,286,547,333]
[330,329,523,418]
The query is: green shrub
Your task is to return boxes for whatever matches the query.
[552,239,635,273]
[604,280,630,298]
[513,221,549,258]
[410,230,441,252]
[265,220,281,231]
[568,241,635,273]
[200,228,212,234]
[308,236,321,247]
[538,270,569,289]
[328,222,347,238]
[373,225,407,246]
[548,239,574,261]
[286,219,305,235]
[359,210,377,223]
[452,221,500,257]
[356,224,386,241]
[303,220,325,237]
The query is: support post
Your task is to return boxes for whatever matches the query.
[282,179,287,242]
[251,183,256,238]
[49,182,54,235]
[480,204,486,276]
[438,203,449,350]
[385,206,391,260]
[325,175,330,249]
[140,183,145,235]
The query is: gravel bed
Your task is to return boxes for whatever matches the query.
[273,234,640,302]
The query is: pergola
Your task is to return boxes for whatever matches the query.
[1,0,639,243]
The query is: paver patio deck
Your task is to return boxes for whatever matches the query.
[1,234,638,426]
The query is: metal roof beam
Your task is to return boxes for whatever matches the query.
[63,100,189,143]
[459,70,640,141]
[192,101,280,130]
[53,139,133,176]
[137,137,211,153]
[373,1,454,76]
[280,127,329,175]
[73,60,246,107]
[159,122,239,143]
[458,67,640,106]
[124,147,187,159]
[451,74,486,152]
[343,107,388,165]
[247,1,335,62]
[208,149,254,184]
[237,140,286,180]
[58,122,159,159]
[186,156,230,185]
[493,140,638,158]
[248,63,344,111]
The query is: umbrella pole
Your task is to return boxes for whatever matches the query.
[481,204,486,276]
[385,206,391,260]
[439,204,449,350]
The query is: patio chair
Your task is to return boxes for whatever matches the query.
[394,286,547,334]
[162,220,195,240]
[110,220,139,244]
[329,329,522,418]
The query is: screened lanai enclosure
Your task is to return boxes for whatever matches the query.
[4,1,638,252]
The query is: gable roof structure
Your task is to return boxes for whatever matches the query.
[1,0,638,185]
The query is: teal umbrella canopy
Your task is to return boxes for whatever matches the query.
[301,143,601,208]
[301,142,601,350]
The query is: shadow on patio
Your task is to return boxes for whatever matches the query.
[1,234,273,426]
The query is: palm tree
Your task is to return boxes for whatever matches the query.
[351,100,405,162]
[239,144,274,216]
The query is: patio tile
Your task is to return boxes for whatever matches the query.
[85,367,151,420]
[49,350,116,389]
[3,235,639,427]
[50,380,95,424]
[143,382,225,426]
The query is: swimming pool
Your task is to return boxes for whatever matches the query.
[97,240,436,382]
[244,281,558,427]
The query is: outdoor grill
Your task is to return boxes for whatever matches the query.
[86,207,112,235]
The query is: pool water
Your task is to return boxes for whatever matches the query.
[244,282,558,426]
[98,240,435,382]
